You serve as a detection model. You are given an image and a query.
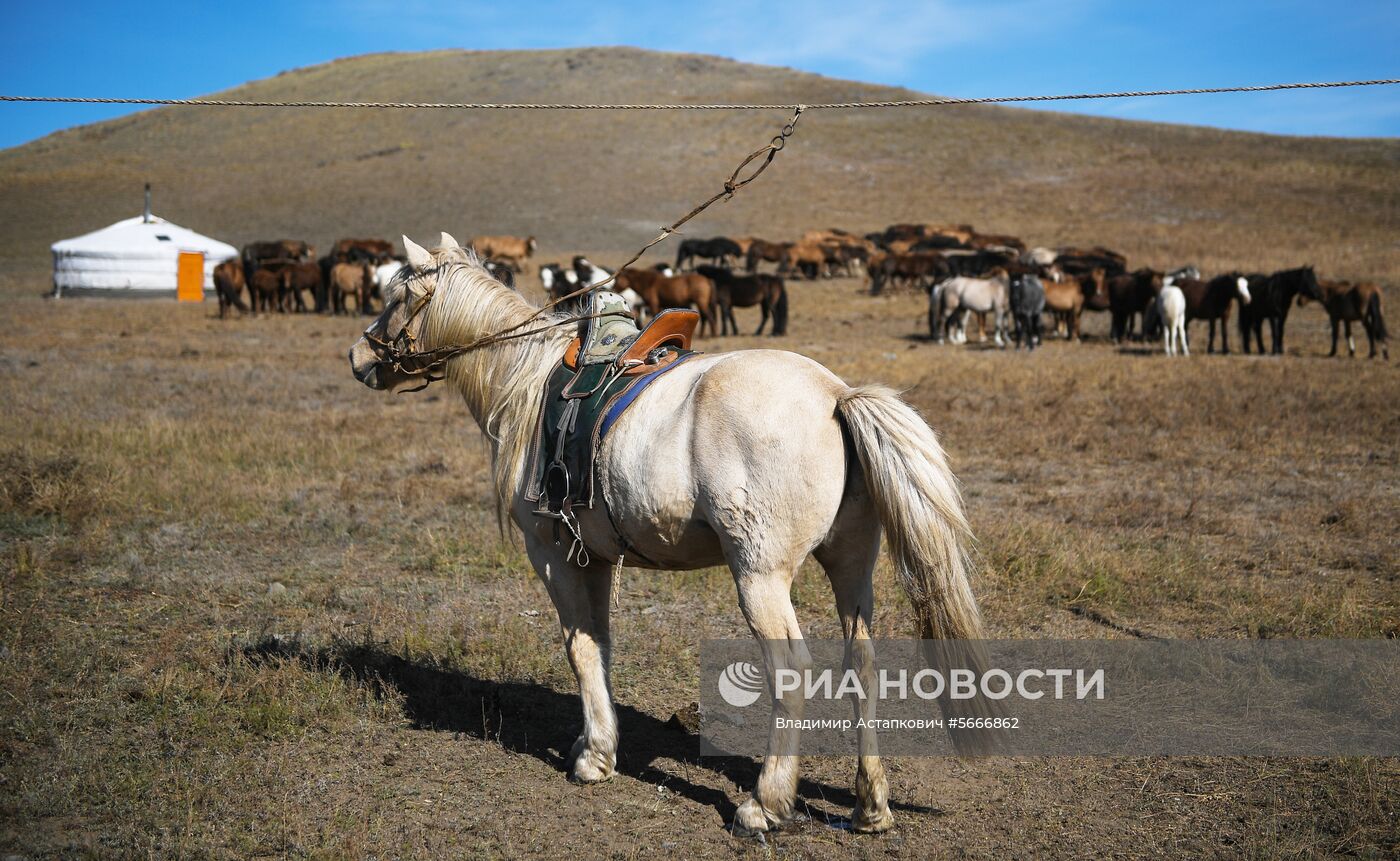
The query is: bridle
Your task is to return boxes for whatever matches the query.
[361,262,612,392]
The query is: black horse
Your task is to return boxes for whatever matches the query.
[695,265,788,336]
[675,237,743,270]
[1010,273,1046,350]
[1238,266,1321,355]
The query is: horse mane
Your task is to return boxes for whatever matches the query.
[418,248,574,519]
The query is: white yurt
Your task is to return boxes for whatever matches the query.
[51,187,237,299]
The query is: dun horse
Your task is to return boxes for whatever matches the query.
[349,235,988,837]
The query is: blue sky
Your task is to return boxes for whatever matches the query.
[0,1,1396,149]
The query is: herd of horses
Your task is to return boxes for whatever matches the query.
[662,223,1389,359]
[215,225,1389,360]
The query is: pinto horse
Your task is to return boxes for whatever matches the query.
[1173,273,1251,354]
[349,235,988,837]
[1238,266,1320,356]
[695,265,788,336]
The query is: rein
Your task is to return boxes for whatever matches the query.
[366,106,804,387]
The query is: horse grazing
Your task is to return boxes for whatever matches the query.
[1107,268,1164,343]
[675,237,742,270]
[349,234,987,837]
[932,270,1010,346]
[1173,273,1251,354]
[615,267,717,337]
[779,241,828,280]
[695,265,788,336]
[213,259,248,319]
[870,252,950,295]
[1158,285,1188,356]
[1238,266,1320,356]
[1299,278,1389,360]
[471,235,537,273]
[745,239,790,273]
[1009,273,1045,350]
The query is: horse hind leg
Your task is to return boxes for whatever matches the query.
[727,560,812,836]
[815,511,893,833]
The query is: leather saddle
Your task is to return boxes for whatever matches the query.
[562,303,699,374]
[524,293,701,565]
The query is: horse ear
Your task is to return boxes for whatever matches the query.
[439,231,460,249]
[403,235,432,271]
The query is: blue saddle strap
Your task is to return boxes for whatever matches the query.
[599,351,698,439]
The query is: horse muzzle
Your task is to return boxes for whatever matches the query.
[348,339,389,390]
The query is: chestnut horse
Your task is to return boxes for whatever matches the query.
[614,267,717,337]
[349,235,987,837]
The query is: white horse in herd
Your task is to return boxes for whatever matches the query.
[349,234,986,837]
[1159,283,1189,356]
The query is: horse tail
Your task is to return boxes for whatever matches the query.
[835,386,980,642]
[772,281,789,335]
[1366,290,1388,342]
[835,386,997,752]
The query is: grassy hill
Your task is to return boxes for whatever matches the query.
[1,47,1397,289]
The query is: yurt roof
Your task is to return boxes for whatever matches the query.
[52,215,237,260]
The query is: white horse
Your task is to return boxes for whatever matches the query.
[349,234,986,837]
[933,271,1010,346]
[1159,284,1189,356]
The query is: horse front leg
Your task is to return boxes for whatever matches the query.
[1345,319,1355,357]
[524,540,617,784]
[756,301,769,336]
[1329,317,1340,356]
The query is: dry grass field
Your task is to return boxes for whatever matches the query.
[1,47,1399,859]
[1,276,1397,858]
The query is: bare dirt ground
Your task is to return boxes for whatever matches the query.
[1,270,1397,858]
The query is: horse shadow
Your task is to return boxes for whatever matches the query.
[240,636,939,828]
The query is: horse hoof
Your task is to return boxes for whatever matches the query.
[732,797,798,837]
[851,805,895,834]
[569,746,616,784]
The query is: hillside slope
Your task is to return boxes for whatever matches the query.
[1,47,1396,286]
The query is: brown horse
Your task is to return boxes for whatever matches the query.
[745,239,790,273]
[280,261,324,313]
[1107,268,1163,343]
[615,268,717,337]
[248,269,282,314]
[1042,274,1086,341]
[779,241,828,280]
[213,259,248,319]
[695,265,788,336]
[330,262,376,316]
[1300,279,1389,359]
[1174,273,1251,354]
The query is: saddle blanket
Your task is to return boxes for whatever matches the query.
[524,347,696,520]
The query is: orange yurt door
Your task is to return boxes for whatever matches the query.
[176,251,205,302]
